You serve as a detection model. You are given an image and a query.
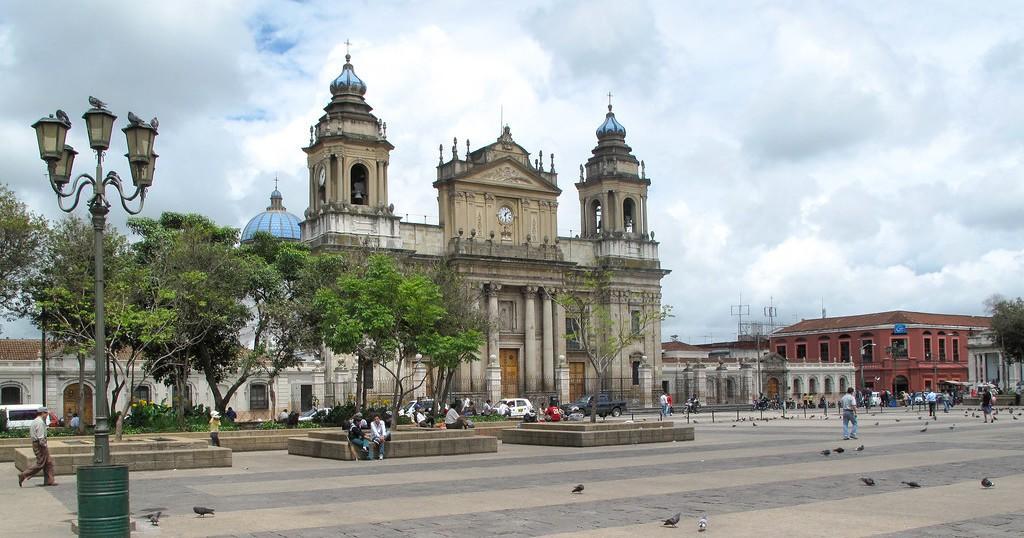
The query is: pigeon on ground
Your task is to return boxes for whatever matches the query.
[88,96,107,109]
[662,512,680,527]
[920,425,928,433]
[571,484,584,494]
[731,424,736,428]
[949,424,956,430]
[55,109,70,124]
[834,447,845,454]
[146,511,161,526]
[860,477,876,486]
[856,445,864,452]
[698,515,708,532]
[902,481,922,488]
[193,506,215,517]
[820,449,831,456]
[752,422,757,427]
[981,478,994,488]
[895,419,901,422]
[810,415,815,418]
[874,422,880,426]
[1014,416,1018,421]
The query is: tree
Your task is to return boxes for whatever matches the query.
[317,254,444,421]
[556,269,671,422]
[0,184,48,325]
[421,260,487,412]
[130,213,250,425]
[986,296,1024,385]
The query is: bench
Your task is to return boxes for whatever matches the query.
[288,429,498,460]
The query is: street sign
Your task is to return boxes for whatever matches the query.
[893,324,907,335]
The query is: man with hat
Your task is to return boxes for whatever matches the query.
[18,407,57,487]
[209,410,221,447]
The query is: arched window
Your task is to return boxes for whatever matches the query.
[839,376,848,393]
[591,199,602,234]
[808,377,818,394]
[623,198,636,233]
[350,163,369,205]
[792,378,803,395]
[1,385,22,405]
[824,377,834,394]
[249,383,269,410]
[132,385,151,403]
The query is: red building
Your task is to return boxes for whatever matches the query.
[770,311,990,394]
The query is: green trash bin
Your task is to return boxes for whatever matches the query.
[77,464,130,537]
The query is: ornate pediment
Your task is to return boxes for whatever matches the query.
[458,158,561,195]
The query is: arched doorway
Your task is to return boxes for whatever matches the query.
[766,377,779,398]
[893,375,909,394]
[63,383,93,424]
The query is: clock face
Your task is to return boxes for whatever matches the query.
[318,167,326,187]
[497,206,514,225]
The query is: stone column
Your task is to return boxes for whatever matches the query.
[313,366,325,408]
[524,286,538,393]
[554,291,567,362]
[555,355,570,405]
[413,361,428,399]
[541,288,554,393]
[486,354,502,404]
[471,284,489,392]
[740,361,754,403]
[639,358,653,408]
[694,362,707,403]
[486,283,500,366]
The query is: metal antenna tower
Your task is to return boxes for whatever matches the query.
[731,293,750,340]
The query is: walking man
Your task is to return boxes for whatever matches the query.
[840,387,858,440]
[926,390,937,417]
[18,407,57,487]
[659,391,669,418]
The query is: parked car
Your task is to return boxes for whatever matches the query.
[1,405,60,429]
[297,408,331,422]
[498,398,534,418]
[561,393,626,418]
[402,399,436,417]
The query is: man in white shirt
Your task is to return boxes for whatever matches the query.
[496,401,511,417]
[18,407,57,487]
[840,387,858,441]
[369,414,388,460]
[659,392,669,418]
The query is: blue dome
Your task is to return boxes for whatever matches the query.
[596,106,626,137]
[330,54,367,96]
[241,189,301,243]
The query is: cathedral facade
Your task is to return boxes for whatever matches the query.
[301,54,669,408]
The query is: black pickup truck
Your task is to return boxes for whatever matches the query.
[561,393,627,418]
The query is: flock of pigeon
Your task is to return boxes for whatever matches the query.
[140,506,214,527]
[572,483,710,531]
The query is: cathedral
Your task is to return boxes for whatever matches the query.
[286,53,668,408]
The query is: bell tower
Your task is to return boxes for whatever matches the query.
[301,50,402,250]
[576,98,650,239]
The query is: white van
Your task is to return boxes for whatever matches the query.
[1,405,56,429]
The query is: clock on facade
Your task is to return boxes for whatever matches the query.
[318,166,327,187]
[496,206,514,225]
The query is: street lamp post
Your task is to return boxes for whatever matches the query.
[33,99,158,537]
[858,343,873,391]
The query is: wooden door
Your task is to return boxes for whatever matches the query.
[63,383,93,424]
[500,349,519,398]
[569,362,586,401]
[766,377,779,399]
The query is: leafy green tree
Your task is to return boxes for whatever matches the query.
[317,254,444,420]
[421,261,487,412]
[987,296,1024,380]
[0,184,48,325]
[556,269,671,422]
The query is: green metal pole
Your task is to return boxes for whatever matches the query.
[90,151,110,466]
[41,308,46,408]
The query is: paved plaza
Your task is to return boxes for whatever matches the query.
[3,407,1023,537]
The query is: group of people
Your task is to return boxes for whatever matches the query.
[347,413,390,460]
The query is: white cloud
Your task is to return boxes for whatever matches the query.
[2,0,1024,341]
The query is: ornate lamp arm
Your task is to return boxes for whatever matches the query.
[103,171,148,214]
[52,173,98,213]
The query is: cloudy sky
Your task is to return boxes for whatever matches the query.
[2,0,1023,342]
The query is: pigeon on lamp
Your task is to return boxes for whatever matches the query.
[146,511,161,526]
[902,481,922,488]
[571,484,584,494]
[697,515,708,532]
[820,449,831,456]
[88,96,107,109]
[127,111,144,125]
[860,477,875,486]
[856,445,864,452]
[193,506,215,517]
[150,117,159,131]
[55,109,70,125]
[981,478,994,488]
[662,512,680,528]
